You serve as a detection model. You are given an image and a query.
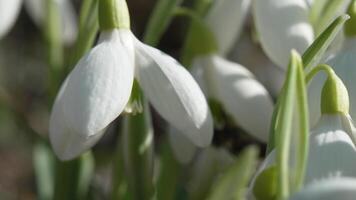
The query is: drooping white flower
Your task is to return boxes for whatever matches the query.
[309,45,356,127]
[253,0,314,68]
[0,0,22,39]
[249,113,356,199]
[289,178,356,200]
[50,28,213,160]
[192,55,274,142]
[205,0,251,55]
[24,0,78,44]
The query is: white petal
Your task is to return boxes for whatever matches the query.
[253,0,314,68]
[205,0,251,55]
[289,178,356,200]
[134,37,213,147]
[24,0,78,44]
[195,55,274,142]
[168,126,197,164]
[250,114,356,199]
[0,0,22,38]
[49,29,134,159]
[305,114,356,183]
[49,79,107,160]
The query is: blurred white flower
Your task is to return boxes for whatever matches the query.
[289,177,356,200]
[24,0,78,44]
[0,0,22,39]
[187,147,235,200]
[192,55,274,142]
[206,0,251,55]
[50,29,213,160]
[249,113,356,199]
[253,0,314,68]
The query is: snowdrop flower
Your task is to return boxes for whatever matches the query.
[205,0,251,55]
[289,177,356,200]
[253,0,314,69]
[250,69,356,200]
[308,46,356,127]
[168,0,273,163]
[24,0,78,44]
[0,0,22,39]
[192,55,274,142]
[49,0,213,160]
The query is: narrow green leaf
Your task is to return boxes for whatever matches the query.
[156,137,182,200]
[68,0,99,72]
[275,50,299,199]
[53,153,94,200]
[303,15,349,71]
[122,100,155,200]
[206,146,258,200]
[311,0,347,35]
[143,0,183,46]
[178,7,218,67]
[33,141,55,200]
[294,56,309,191]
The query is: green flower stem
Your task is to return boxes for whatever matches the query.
[306,64,349,115]
[45,0,63,104]
[68,0,99,72]
[143,0,183,46]
[98,0,130,30]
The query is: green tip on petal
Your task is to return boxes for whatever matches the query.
[98,0,130,30]
[253,165,277,200]
[321,70,349,115]
[345,0,356,37]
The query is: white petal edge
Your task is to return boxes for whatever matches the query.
[205,0,251,55]
[49,78,107,160]
[195,55,274,142]
[289,178,356,200]
[49,29,134,160]
[134,36,213,147]
[253,0,314,68]
[0,0,22,39]
[168,126,198,164]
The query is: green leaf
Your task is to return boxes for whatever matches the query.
[156,137,182,200]
[294,55,309,191]
[275,50,299,199]
[206,146,258,200]
[303,15,350,71]
[68,0,99,72]
[143,0,184,46]
[178,7,218,67]
[122,100,155,200]
[53,153,94,200]
[33,141,55,200]
[310,0,347,35]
